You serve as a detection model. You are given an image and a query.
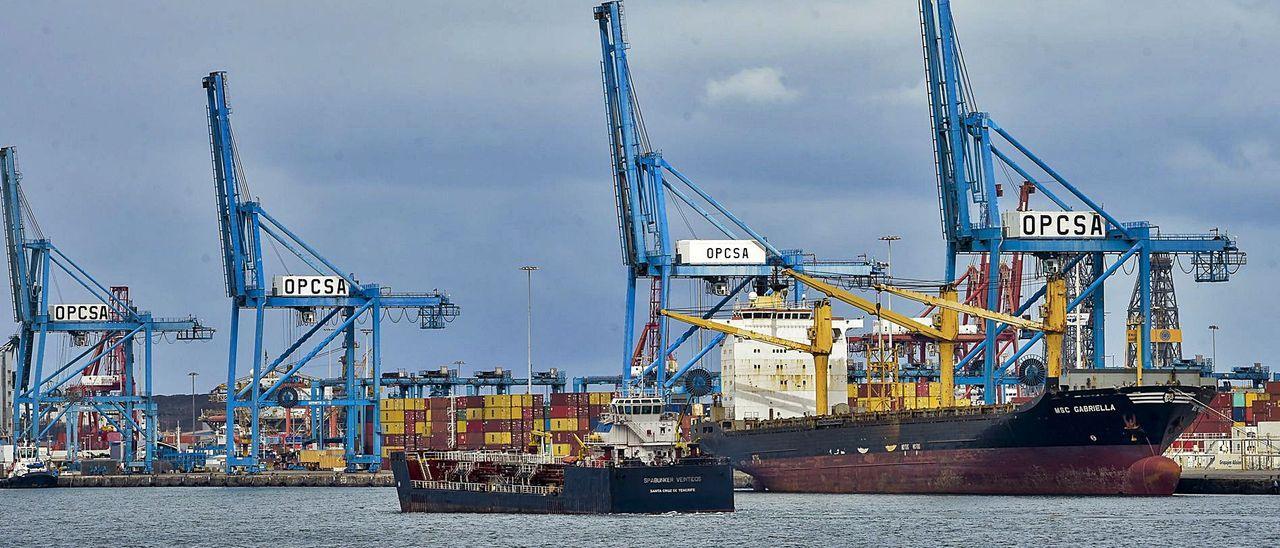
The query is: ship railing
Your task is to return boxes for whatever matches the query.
[732,402,1016,432]
[422,450,559,466]
[412,479,560,496]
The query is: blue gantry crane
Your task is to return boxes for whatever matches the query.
[918,0,1245,401]
[594,1,877,397]
[2,147,213,472]
[202,72,460,473]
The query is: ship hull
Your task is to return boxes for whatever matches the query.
[391,452,733,514]
[698,385,1213,496]
[0,471,58,489]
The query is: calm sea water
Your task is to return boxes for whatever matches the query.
[1,488,1275,547]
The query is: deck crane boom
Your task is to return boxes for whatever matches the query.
[918,0,1245,401]
[594,1,875,397]
[2,147,213,472]
[202,71,460,472]
[665,266,1067,413]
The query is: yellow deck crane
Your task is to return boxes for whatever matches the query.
[662,269,1067,414]
[660,300,835,414]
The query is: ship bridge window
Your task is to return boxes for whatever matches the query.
[624,405,634,414]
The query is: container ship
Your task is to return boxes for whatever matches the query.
[390,395,733,514]
[697,384,1215,495]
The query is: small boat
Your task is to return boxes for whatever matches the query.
[1,446,59,489]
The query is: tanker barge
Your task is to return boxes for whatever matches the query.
[391,396,733,513]
[697,384,1214,495]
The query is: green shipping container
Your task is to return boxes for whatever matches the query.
[1233,392,1246,407]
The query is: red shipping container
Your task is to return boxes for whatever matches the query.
[550,405,576,419]
[1266,381,1280,396]
[916,381,930,398]
[1210,392,1232,409]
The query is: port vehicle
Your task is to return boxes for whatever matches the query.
[391,396,733,513]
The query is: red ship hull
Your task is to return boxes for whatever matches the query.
[740,446,1181,496]
[700,385,1215,496]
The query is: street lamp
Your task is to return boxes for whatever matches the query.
[188,371,199,438]
[879,235,901,352]
[1208,325,1220,369]
[520,266,540,395]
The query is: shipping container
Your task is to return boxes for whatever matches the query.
[551,418,579,432]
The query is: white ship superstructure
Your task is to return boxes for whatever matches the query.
[720,294,862,420]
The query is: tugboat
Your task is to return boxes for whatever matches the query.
[1,446,59,489]
[391,396,734,514]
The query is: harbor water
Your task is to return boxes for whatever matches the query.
[2,488,1276,547]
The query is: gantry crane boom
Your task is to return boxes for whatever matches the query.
[593,1,875,397]
[917,0,1245,402]
[2,146,213,471]
[203,71,459,473]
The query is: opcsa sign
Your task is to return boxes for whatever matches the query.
[675,240,766,265]
[1006,211,1105,239]
[273,275,350,297]
[50,304,112,321]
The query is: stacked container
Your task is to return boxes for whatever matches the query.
[847,381,957,412]
[377,392,611,461]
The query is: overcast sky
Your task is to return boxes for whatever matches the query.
[1,1,1276,393]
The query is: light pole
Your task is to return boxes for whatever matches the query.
[188,371,199,437]
[520,266,540,395]
[1208,325,1220,369]
[879,235,901,355]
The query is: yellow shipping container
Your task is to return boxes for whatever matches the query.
[551,418,579,432]
[318,455,346,469]
[456,420,468,433]
[465,408,483,420]
[485,432,513,445]
[589,392,611,405]
[299,450,324,463]
[381,446,403,459]
[485,394,511,408]
[860,398,891,412]
[423,409,432,421]
[552,443,572,457]
[410,398,425,411]
[415,421,430,435]
[382,422,405,435]
[382,410,404,423]
[484,407,515,420]
[929,383,941,397]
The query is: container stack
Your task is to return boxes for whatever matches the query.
[298,448,346,470]
[847,381,960,412]
[378,392,613,466]
[1255,381,1280,422]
